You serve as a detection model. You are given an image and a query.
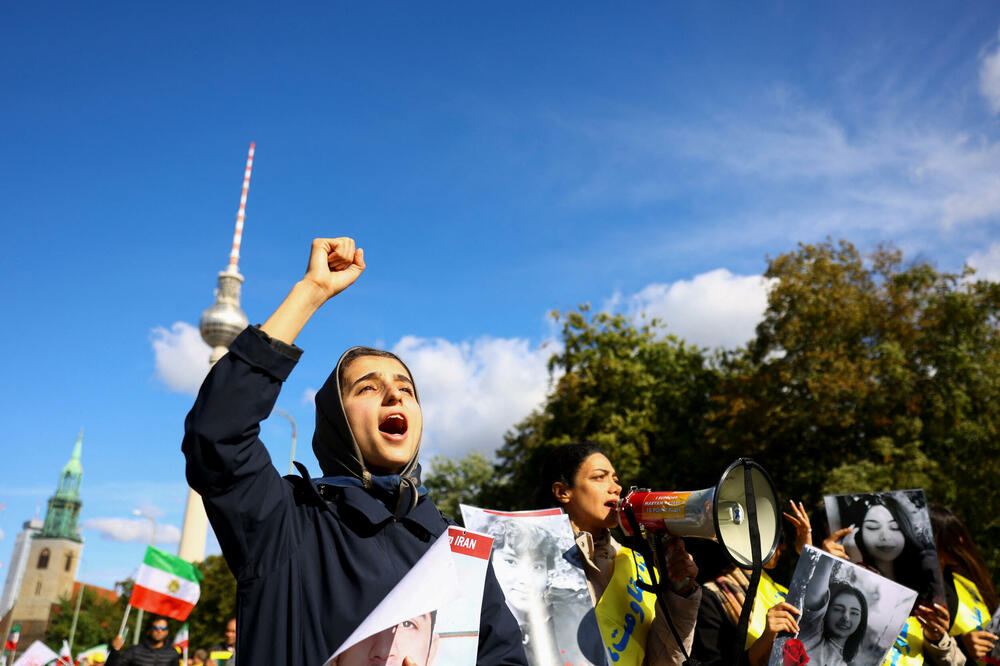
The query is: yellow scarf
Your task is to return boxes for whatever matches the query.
[595,547,658,666]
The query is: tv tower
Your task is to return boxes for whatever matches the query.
[178,143,255,563]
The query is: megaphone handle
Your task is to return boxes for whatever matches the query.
[620,504,696,664]
[733,460,765,666]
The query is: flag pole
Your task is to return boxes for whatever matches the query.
[183,645,189,666]
[68,582,85,652]
[117,603,133,638]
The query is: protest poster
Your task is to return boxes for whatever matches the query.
[461,505,607,666]
[10,640,59,666]
[825,489,946,608]
[769,546,917,666]
[323,526,493,666]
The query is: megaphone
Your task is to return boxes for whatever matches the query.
[617,458,780,569]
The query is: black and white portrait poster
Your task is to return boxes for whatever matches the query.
[460,505,606,666]
[825,489,945,607]
[323,526,493,666]
[768,546,917,666]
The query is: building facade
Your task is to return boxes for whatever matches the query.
[0,519,43,618]
[0,434,84,648]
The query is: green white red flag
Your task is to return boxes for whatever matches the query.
[130,546,202,621]
[173,623,189,650]
[3,624,19,650]
[57,639,72,665]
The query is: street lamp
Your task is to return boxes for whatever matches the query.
[131,510,157,645]
[133,509,157,545]
[274,408,297,475]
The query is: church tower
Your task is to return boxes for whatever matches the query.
[0,433,85,648]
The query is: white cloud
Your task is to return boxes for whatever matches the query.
[545,86,1000,242]
[613,269,773,350]
[150,322,211,395]
[968,243,1000,281]
[391,336,554,460]
[302,388,317,405]
[980,31,1000,115]
[83,517,181,545]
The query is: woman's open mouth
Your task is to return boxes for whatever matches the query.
[379,414,408,439]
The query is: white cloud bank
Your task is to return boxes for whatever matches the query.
[614,269,773,350]
[150,322,211,395]
[980,30,1000,115]
[84,517,181,545]
[968,243,1000,281]
[392,336,553,460]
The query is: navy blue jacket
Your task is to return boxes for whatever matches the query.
[183,327,527,666]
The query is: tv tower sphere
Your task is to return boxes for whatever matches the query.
[200,266,249,362]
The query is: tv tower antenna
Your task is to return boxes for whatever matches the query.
[199,142,255,366]
[180,143,256,563]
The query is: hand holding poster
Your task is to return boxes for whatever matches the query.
[768,546,917,666]
[324,526,494,666]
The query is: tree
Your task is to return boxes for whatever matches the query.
[45,584,128,652]
[486,306,722,509]
[424,452,494,521]
[709,239,1000,574]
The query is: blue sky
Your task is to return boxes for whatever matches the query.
[3,2,1000,590]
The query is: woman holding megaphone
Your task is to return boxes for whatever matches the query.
[536,442,701,666]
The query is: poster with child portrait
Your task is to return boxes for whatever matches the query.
[768,546,917,666]
[323,526,493,666]
[825,489,945,608]
[460,505,606,666]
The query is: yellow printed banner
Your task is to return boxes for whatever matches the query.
[745,571,788,648]
[881,616,925,666]
[595,548,658,666]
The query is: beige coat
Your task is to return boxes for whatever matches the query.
[575,530,701,666]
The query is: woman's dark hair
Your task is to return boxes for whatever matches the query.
[826,583,868,661]
[337,347,413,393]
[847,494,934,603]
[533,442,608,508]
[929,503,998,610]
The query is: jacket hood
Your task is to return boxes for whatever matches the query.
[312,347,422,488]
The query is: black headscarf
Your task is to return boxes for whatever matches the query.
[312,347,423,512]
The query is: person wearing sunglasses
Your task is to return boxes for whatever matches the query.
[106,615,180,665]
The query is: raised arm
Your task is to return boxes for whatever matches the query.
[183,237,365,579]
[804,555,834,610]
[260,237,365,344]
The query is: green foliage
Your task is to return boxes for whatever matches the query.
[45,584,128,652]
[424,452,494,521]
[709,239,1000,575]
[485,306,722,509]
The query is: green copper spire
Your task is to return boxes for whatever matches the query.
[39,430,84,541]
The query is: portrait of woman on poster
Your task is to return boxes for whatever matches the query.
[797,555,869,666]
[841,493,943,607]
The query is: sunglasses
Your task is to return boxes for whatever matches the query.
[151,625,169,630]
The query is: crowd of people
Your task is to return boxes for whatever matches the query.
[168,237,998,666]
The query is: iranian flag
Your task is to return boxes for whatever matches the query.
[130,546,202,621]
[3,624,18,650]
[173,623,189,650]
[56,640,72,665]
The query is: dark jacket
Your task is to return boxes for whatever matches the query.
[183,326,527,666]
[106,638,180,666]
